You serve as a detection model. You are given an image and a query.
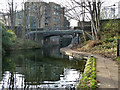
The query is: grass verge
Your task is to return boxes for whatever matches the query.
[75,38,120,61]
[77,56,97,89]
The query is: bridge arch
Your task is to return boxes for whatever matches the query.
[26,30,92,46]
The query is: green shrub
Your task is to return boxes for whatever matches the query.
[101,19,120,38]
[77,56,97,89]
[103,38,115,43]
[7,29,17,41]
[116,57,120,61]
[1,21,12,54]
[91,74,96,79]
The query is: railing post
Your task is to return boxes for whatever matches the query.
[117,39,119,57]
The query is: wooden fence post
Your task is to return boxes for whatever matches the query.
[117,39,119,57]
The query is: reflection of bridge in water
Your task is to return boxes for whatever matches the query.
[26,30,92,45]
[1,47,86,89]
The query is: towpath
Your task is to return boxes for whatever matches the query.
[60,47,119,89]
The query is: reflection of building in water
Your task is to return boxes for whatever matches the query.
[0,71,25,88]
[0,73,1,81]
[43,46,60,57]
[0,68,81,89]
[62,68,81,82]
[0,57,2,81]
[0,47,85,89]
[15,63,63,82]
[39,68,81,88]
[0,58,84,89]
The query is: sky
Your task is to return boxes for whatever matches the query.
[0,0,119,27]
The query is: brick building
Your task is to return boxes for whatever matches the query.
[15,1,70,30]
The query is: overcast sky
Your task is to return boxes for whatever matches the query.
[0,0,119,26]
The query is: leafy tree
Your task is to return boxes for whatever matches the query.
[8,29,17,42]
[1,21,14,55]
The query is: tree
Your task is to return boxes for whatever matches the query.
[21,0,29,40]
[23,1,27,40]
[34,2,42,41]
[1,21,12,55]
[64,0,102,40]
[24,1,44,41]
[7,0,18,31]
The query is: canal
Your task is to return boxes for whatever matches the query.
[0,46,86,89]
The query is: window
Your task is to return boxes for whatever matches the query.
[53,17,58,22]
[44,20,49,23]
[56,12,59,16]
[54,24,56,27]
[53,12,59,16]
[18,15,22,19]
[54,5,59,10]
[45,23,48,26]
[53,12,56,15]
[18,22,21,25]
[54,6,57,9]
[54,24,59,29]
[56,6,59,10]
[56,25,59,28]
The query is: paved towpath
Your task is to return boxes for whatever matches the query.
[60,47,118,89]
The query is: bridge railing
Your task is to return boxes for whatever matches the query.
[84,31,93,39]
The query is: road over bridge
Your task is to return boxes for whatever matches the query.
[26,29,92,39]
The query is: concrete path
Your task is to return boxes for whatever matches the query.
[60,47,118,89]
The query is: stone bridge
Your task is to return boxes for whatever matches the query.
[26,29,92,45]
[27,30,92,38]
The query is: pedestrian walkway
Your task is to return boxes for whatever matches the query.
[60,47,118,89]
[95,55,118,89]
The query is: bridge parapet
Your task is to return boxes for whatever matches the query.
[26,29,92,40]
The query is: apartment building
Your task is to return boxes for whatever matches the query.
[16,1,69,30]
[47,2,67,30]
[15,10,24,26]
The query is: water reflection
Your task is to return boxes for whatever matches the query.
[0,55,2,81]
[1,46,86,89]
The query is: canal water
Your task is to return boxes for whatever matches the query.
[0,46,86,89]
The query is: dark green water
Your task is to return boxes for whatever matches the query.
[0,46,86,89]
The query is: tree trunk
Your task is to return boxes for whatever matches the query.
[35,18,38,41]
[82,1,86,41]
[23,2,26,40]
[90,0,101,41]
[10,0,14,31]
[29,12,31,40]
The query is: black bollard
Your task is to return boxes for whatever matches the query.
[117,39,119,57]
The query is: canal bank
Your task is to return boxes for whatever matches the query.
[60,46,118,89]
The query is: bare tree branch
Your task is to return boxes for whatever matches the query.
[63,0,102,40]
